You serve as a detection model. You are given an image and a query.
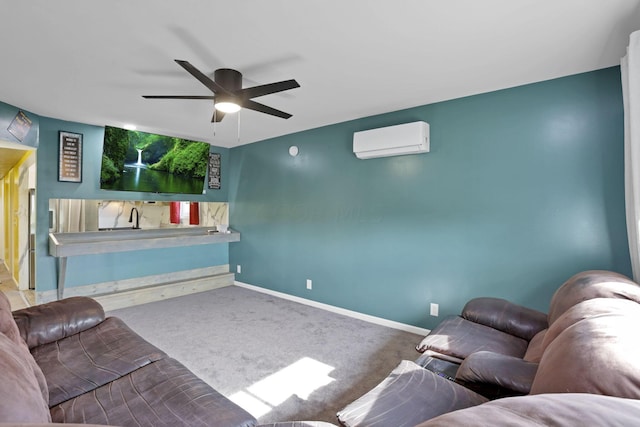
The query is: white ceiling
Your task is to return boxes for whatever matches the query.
[1,0,639,151]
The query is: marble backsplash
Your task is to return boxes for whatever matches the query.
[49,198,228,233]
[98,200,228,230]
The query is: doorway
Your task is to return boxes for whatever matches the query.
[0,143,36,303]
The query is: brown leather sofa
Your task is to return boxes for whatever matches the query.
[0,292,256,426]
[6,270,640,427]
[415,297,548,365]
[414,269,639,366]
[336,270,640,426]
[416,270,640,397]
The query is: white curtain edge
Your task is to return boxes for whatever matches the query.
[623,30,640,282]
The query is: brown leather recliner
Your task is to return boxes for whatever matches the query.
[337,271,640,427]
[417,270,638,361]
[415,297,548,364]
[415,270,640,398]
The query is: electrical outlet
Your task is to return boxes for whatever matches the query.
[306,279,312,290]
[430,303,439,317]
[237,265,241,274]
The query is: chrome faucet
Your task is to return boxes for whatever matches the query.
[128,207,140,229]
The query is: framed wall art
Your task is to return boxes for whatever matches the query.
[58,131,83,182]
[208,152,221,189]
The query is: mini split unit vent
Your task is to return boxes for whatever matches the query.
[353,121,430,159]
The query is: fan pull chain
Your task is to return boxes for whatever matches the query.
[237,110,241,144]
[213,102,217,138]
[213,116,217,139]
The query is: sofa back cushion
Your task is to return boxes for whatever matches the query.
[531,299,640,398]
[461,298,548,341]
[541,298,634,352]
[0,289,24,346]
[0,292,49,401]
[547,270,640,325]
[0,292,51,422]
[0,334,52,422]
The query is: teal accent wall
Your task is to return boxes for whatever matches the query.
[229,67,631,330]
[35,117,231,292]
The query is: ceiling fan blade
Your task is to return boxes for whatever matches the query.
[236,79,300,99]
[174,60,228,94]
[241,99,292,119]
[211,109,225,123]
[142,95,216,99]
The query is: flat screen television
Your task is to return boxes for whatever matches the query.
[100,126,210,194]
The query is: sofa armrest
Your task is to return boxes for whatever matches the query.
[456,351,538,396]
[13,297,105,349]
[462,297,548,341]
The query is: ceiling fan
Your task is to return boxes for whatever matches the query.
[143,59,300,122]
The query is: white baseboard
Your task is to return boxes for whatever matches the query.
[234,281,430,336]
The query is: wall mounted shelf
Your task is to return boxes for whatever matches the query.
[48,227,240,299]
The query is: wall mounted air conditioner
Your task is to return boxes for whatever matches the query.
[353,121,430,159]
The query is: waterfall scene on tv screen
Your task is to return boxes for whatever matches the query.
[100,126,210,194]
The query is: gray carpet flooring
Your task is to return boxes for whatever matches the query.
[108,285,422,425]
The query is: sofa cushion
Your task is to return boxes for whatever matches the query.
[547,270,640,325]
[50,357,256,427]
[32,316,167,406]
[336,360,488,427]
[0,291,49,406]
[0,291,25,346]
[541,298,637,352]
[414,393,640,426]
[531,301,640,398]
[522,328,546,363]
[416,316,529,361]
[0,333,51,422]
[13,296,105,349]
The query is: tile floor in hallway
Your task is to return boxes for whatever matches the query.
[0,262,32,310]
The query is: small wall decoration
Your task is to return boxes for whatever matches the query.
[208,152,221,189]
[58,131,83,182]
[7,110,32,142]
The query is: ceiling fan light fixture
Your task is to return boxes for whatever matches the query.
[215,101,241,113]
[144,60,298,122]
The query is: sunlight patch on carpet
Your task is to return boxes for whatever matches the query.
[229,357,335,418]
